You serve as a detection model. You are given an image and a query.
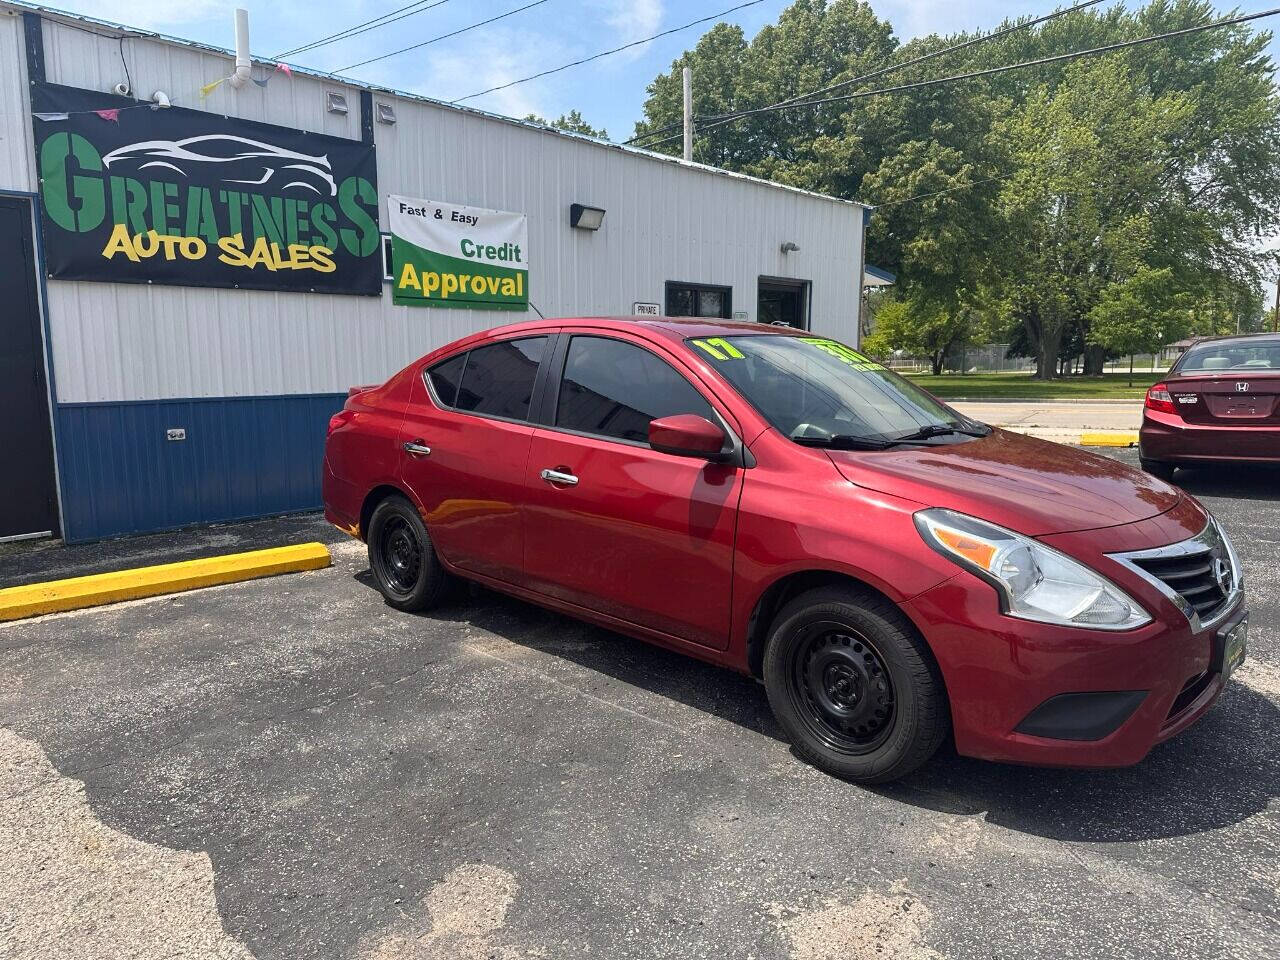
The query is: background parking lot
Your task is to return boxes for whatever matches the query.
[1,449,1276,960]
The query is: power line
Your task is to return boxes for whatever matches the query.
[452,0,766,104]
[276,0,455,60]
[626,0,1105,146]
[336,0,550,73]
[636,6,1280,151]
[873,173,1016,208]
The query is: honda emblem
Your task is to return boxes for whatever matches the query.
[1235,382,1250,392]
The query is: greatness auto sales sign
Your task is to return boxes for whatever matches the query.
[390,196,528,310]
[31,82,381,295]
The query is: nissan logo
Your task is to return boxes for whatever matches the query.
[1235,381,1250,392]
[1212,556,1232,595]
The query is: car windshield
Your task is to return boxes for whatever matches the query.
[687,334,977,445]
[1178,338,1280,373]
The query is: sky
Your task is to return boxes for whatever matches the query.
[39,0,1280,138]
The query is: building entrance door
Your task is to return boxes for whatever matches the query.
[0,196,59,540]
[758,278,810,329]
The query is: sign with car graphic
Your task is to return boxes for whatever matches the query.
[31,82,381,295]
[389,196,528,311]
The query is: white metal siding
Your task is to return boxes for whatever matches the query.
[0,12,34,192]
[13,12,864,404]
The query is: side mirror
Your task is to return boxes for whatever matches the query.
[648,414,729,460]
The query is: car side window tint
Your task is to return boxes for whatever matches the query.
[455,336,546,421]
[426,353,466,407]
[556,336,716,443]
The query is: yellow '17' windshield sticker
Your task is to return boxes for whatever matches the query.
[799,337,885,371]
[691,337,745,360]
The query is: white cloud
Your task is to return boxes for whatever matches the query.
[379,26,563,120]
[594,0,664,63]
[604,0,663,37]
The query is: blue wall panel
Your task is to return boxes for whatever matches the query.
[54,393,347,542]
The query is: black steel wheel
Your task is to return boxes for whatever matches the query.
[763,585,949,783]
[379,515,423,595]
[790,621,897,755]
[367,494,451,612]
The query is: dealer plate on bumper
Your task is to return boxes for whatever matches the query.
[1214,615,1248,681]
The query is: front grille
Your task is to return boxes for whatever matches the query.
[1130,545,1232,622]
[1109,519,1241,629]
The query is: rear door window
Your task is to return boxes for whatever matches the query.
[426,353,466,407]
[454,336,546,421]
[555,335,716,443]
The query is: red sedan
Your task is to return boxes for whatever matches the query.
[1141,333,1280,479]
[324,318,1247,783]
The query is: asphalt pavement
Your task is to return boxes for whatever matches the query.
[0,450,1276,960]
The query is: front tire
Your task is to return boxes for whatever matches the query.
[763,586,949,783]
[367,495,451,612]
[1139,457,1177,482]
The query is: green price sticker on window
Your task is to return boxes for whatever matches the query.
[799,338,884,371]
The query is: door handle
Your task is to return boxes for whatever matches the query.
[403,440,432,457]
[540,468,578,487]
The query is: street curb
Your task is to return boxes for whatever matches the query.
[997,427,1139,447]
[1080,432,1139,447]
[938,397,1144,404]
[0,542,332,623]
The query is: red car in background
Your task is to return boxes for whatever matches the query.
[324,318,1246,783]
[1141,333,1280,479]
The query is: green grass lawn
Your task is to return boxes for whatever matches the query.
[903,371,1164,400]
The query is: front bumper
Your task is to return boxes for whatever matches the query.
[901,506,1244,769]
[1141,409,1280,464]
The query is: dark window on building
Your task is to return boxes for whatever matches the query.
[381,234,394,281]
[426,353,466,407]
[454,337,546,420]
[666,282,732,319]
[556,336,716,443]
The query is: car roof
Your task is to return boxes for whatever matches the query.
[466,316,807,344]
[1182,332,1280,350]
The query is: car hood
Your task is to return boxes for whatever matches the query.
[825,428,1182,537]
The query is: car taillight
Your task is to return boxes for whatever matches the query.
[328,410,355,435]
[1144,383,1177,415]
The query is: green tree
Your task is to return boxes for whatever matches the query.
[1088,267,1193,383]
[863,293,978,375]
[632,0,1280,377]
[524,110,608,138]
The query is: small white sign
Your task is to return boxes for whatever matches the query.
[633,301,660,316]
[732,310,749,321]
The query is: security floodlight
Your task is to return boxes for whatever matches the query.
[570,203,606,231]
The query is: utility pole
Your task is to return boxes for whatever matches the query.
[682,66,693,162]
[1274,256,1280,332]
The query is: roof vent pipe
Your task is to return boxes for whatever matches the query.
[228,8,252,88]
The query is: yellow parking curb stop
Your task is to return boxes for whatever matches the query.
[1080,432,1139,447]
[0,542,332,623]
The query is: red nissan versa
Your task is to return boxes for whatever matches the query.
[1140,333,1280,479]
[324,319,1248,783]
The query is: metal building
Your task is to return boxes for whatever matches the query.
[0,2,868,544]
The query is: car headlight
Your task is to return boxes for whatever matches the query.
[914,508,1151,631]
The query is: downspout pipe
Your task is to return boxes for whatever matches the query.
[228,8,251,88]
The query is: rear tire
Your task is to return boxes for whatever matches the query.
[1140,457,1177,482]
[763,586,949,784]
[367,495,451,612]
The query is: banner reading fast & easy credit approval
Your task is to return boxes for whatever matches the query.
[390,196,528,310]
